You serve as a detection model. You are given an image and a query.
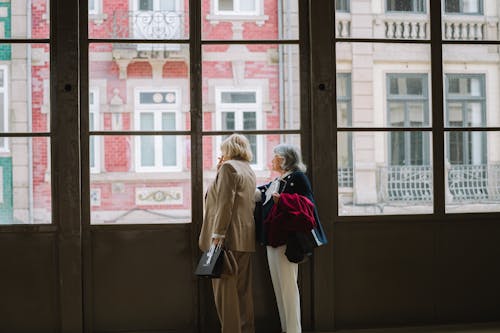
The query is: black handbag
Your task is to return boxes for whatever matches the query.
[195,244,224,278]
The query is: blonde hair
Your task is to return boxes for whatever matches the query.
[221,134,253,162]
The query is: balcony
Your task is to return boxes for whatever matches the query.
[335,13,498,40]
[110,10,185,51]
[336,164,500,208]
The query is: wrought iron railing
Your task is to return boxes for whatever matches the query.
[448,164,500,202]
[373,164,500,204]
[110,10,185,40]
[378,165,433,202]
[338,167,353,188]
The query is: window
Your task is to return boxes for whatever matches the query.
[445,0,482,14]
[134,90,181,172]
[0,67,8,152]
[88,0,99,14]
[386,0,425,12]
[89,90,100,173]
[215,89,262,168]
[215,0,259,15]
[445,74,486,165]
[337,73,352,187]
[387,74,430,166]
[336,0,350,12]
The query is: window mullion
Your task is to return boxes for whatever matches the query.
[430,0,445,216]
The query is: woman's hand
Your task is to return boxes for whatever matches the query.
[212,237,224,246]
[272,192,280,204]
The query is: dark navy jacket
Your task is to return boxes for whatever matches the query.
[255,171,327,247]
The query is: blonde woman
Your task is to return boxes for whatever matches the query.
[199,134,257,333]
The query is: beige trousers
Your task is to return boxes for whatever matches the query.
[267,245,301,333]
[212,251,254,333]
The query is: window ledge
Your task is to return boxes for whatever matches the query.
[206,14,269,27]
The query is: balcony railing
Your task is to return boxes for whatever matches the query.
[378,165,433,202]
[448,164,500,202]
[377,14,497,40]
[371,164,500,204]
[338,167,353,188]
[110,10,185,41]
[443,15,489,40]
[335,13,351,38]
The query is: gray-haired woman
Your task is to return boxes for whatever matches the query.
[256,144,327,333]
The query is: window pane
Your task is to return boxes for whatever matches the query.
[239,0,255,12]
[89,43,190,132]
[90,4,189,39]
[203,134,301,190]
[337,43,431,128]
[338,131,433,216]
[91,135,191,224]
[221,92,256,103]
[1,137,51,224]
[139,0,153,11]
[203,1,298,40]
[162,113,175,130]
[140,113,154,130]
[162,136,176,166]
[218,0,233,11]
[1,44,50,133]
[140,136,155,166]
[159,0,176,11]
[445,131,500,213]
[0,1,49,39]
[203,45,300,130]
[222,112,235,130]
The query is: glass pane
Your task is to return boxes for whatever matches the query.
[89,2,189,39]
[337,43,431,128]
[162,136,176,166]
[442,47,497,126]
[140,113,154,130]
[0,1,49,39]
[0,44,50,133]
[91,135,191,224]
[222,112,235,130]
[338,131,433,216]
[203,0,298,40]
[203,44,300,130]
[335,1,429,40]
[140,136,155,166]
[89,43,190,131]
[1,137,51,224]
[219,0,233,11]
[203,134,302,192]
[240,0,256,12]
[445,131,500,213]
[159,0,176,11]
[445,0,481,14]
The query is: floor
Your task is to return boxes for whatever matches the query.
[306,323,500,333]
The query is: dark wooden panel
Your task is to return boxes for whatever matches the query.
[334,222,436,328]
[91,228,195,332]
[0,233,58,333]
[436,221,500,322]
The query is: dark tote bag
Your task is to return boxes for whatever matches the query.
[195,244,224,278]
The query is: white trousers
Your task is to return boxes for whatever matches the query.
[266,245,301,333]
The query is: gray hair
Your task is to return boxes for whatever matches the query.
[273,144,306,172]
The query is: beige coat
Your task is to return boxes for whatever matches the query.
[199,159,257,252]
